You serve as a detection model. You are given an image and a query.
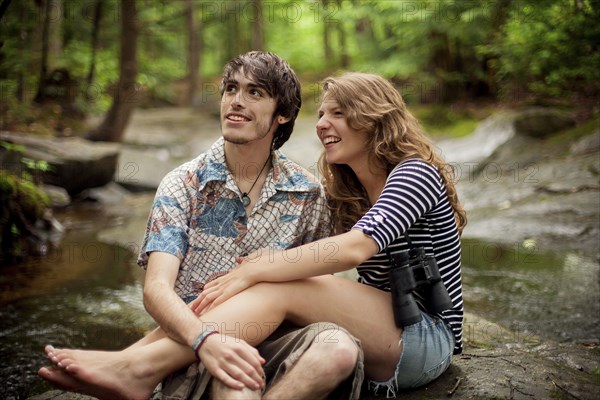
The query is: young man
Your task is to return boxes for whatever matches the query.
[39,52,363,400]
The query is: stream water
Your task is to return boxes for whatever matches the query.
[2,217,598,399]
[461,238,599,344]
[0,206,155,399]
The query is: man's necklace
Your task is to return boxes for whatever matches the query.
[240,156,270,207]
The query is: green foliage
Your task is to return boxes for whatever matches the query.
[0,0,597,136]
[412,105,483,138]
[0,173,50,263]
[490,0,600,99]
[0,141,51,263]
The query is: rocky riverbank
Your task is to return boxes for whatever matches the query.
[25,107,600,399]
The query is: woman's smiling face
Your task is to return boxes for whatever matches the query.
[316,96,370,168]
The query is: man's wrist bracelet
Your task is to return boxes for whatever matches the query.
[192,329,220,355]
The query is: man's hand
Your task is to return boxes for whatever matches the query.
[198,333,265,391]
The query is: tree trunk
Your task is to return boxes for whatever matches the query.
[336,0,349,68]
[250,0,264,50]
[33,0,51,103]
[15,2,25,102]
[185,0,199,106]
[0,0,13,21]
[224,10,236,64]
[86,0,103,86]
[86,0,138,142]
[47,0,62,71]
[322,0,333,68]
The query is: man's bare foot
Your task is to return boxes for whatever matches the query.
[38,366,151,400]
[42,345,158,400]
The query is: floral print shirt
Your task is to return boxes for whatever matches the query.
[138,137,330,302]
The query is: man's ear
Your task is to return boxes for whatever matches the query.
[277,116,291,124]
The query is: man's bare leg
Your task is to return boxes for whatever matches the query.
[263,329,359,400]
[212,380,262,400]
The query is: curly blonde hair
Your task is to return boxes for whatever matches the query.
[318,72,467,235]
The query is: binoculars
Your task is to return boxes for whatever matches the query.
[389,247,453,327]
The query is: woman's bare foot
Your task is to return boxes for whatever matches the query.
[42,345,159,400]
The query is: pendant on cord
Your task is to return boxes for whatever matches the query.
[241,193,251,207]
[237,156,270,209]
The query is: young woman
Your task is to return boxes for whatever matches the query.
[41,72,466,399]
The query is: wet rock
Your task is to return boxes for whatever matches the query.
[0,131,120,195]
[437,111,517,165]
[41,184,71,208]
[570,129,600,155]
[29,314,600,400]
[27,390,95,400]
[77,181,132,204]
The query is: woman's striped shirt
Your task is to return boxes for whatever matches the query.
[352,159,464,354]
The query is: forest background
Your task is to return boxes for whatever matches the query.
[0,0,598,141]
[0,0,598,261]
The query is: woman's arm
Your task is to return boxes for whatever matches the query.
[192,229,378,313]
[252,229,378,280]
[193,160,443,313]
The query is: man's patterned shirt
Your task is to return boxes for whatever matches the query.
[138,137,330,302]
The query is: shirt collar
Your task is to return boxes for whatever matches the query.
[198,137,321,194]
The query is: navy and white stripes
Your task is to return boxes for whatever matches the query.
[353,159,464,354]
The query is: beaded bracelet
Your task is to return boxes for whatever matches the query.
[192,329,220,357]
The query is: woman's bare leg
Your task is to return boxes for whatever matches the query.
[42,275,401,397]
[199,276,402,380]
[278,276,402,380]
[126,326,166,350]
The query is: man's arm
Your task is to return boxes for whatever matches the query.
[143,251,204,346]
[143,251,265,390]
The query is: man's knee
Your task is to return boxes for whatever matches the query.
[211,379,262,400]
[312,329,359,378]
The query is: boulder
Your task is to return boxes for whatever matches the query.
[437,108,579,175]
[513,107,576,138]
[40,184,71,208]
[0,131,120,195]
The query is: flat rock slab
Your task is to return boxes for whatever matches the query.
[27,314,600,400]
[1,131,120,195]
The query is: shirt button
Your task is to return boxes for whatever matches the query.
[373,214,384,223]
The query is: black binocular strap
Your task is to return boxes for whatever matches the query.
[385,231,412,262]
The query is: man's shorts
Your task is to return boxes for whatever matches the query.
[159,322,365,400]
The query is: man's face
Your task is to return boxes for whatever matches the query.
[220,71,279,146]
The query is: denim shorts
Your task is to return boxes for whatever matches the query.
[367,313,454,398]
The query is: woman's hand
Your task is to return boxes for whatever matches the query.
[198,333,265,391]
[190,249,265,315]
[191,267,254,315]
[189,248,276,315]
